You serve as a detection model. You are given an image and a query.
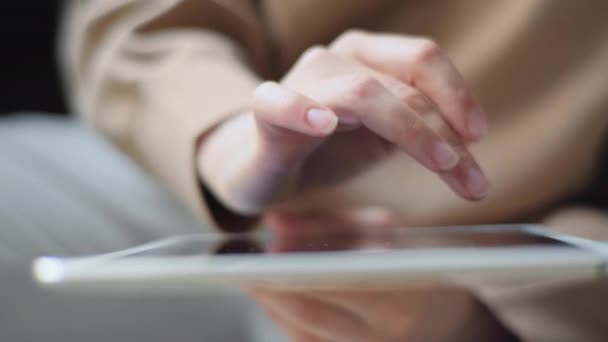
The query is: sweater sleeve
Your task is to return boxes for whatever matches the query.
[60,0,271,230]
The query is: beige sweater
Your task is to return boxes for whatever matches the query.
[61,1,608,340]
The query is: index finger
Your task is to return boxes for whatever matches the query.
[331,30,488,141]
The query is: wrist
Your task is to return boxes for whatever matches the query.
[197,113,260,214]
[195,114,262,231]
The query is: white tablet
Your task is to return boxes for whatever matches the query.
[33,224,608,291]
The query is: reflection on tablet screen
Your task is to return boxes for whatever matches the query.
[124,227,572,257]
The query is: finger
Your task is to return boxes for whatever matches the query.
[260,303,329,342]
[439,148,490,201]
[226,82,340,211]
[254,290,379,342]
[304,74,466,180]
[372,74,490,200]
[284,47,489,199]
[255,81,339,137]
[253,81,339,164]
[388,79,486,201]
[331,30,488,141]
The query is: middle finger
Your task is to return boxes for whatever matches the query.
[302,74,489,199]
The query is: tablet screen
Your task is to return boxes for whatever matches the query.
[126,225,574,257]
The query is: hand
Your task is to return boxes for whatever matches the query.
[198,30,490,215]
[250,208,517,342]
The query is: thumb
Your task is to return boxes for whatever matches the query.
[253,81,338,167]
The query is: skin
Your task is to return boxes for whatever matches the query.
[197,30,490,216]
[195,29,607,341]
[195,29,510,341]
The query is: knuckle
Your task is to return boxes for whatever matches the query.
[332,28,368,47]
[254,81,276,96]
[402,90,433,112]
[345,73,382,100]
[413,39,442,65]
[298,45,332,66]
[400,117,427,145]
[252,81,277,107]
[279,92,304,114]
[342,28,368,39]
[253,82,301,116]
[425,114,462,145]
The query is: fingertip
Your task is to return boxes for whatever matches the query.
[440,160,491,201]
[254,82,336,137]
[465,167,491,200]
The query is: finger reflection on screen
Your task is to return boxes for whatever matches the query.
[212,229,563,255]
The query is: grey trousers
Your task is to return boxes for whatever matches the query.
[0,114,282,341]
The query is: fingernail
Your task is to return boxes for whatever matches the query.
[433,142,460,171]
[465,168,490,199]
[307,108,338,134]
[468,109,488,139]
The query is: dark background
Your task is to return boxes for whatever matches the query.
[0,2,66,116]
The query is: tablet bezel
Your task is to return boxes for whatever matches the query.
[33,224,608,290]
